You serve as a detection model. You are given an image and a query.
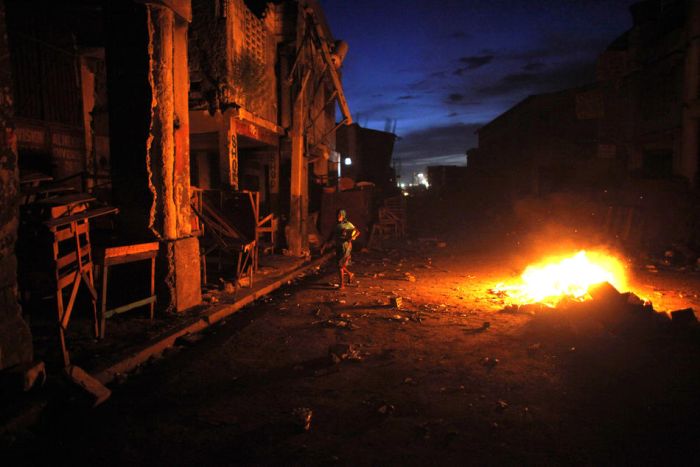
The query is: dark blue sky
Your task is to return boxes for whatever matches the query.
[320,0,638,180]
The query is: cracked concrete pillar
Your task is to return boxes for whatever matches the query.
[0,0,33,370]
[149,3,200,312]
[288,66,310,257]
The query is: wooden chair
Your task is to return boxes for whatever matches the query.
[191,190,256,289]
[382,196,407,238]
[42,198,118,366]
[256,213,277,255]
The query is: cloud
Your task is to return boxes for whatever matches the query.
[447,93,465,103]
[400,154,467,174]
[476,60,595,98]
[447,31,470,39]
[393,122,483,171]
[397,95,417,100]
[522,61,546,72]
[453,55,495,75]
[459,55,494,70]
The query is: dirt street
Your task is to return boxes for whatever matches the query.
[7,218,700,466]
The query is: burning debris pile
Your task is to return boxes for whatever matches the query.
[492,251,628,307]
[490,251,697,328]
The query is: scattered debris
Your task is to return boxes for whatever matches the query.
[2,360,46,392]
[219,280,236,294]
[670,308,697,325]
[481,357,499,369]
[588,282,624,304]
[65,365,111,407]
[390,296,403,309]
[488,288,508,298]
[464,321,490,333]
[377,404,395,415]
[324,319,350,328]
[527,343,542,355]
[22,361,46,391]
[389,314,409,322]
[404,272,417,282]
[502,303,543,315]
[497,400,508,410]
[292,407,313,432]
[622,292,646,307]
[328,343,363,363]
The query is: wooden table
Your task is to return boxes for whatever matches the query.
[97,242,159,339]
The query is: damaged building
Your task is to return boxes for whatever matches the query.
[0,0,352,373]
[468,0,700,250]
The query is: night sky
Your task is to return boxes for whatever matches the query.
[319,0,639,181]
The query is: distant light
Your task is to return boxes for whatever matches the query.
[344,157,352,166]
[415,172,429,188]
[403,191,409,196]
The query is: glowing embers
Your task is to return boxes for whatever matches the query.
[494,251,627,307]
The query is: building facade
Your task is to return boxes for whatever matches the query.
[336,123,397,193]
[0,0,351,370]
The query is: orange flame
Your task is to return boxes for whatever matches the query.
[495,250,627,306]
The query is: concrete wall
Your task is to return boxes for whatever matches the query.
[0,0,32,370]
[189,0,278,122]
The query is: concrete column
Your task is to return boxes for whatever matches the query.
[288,76,308,256]
[0,0,33,370]
[218,108,238,190]
[148,4,200,311]
[173,17,192,238]
[148,5,178,240]
[681,0,700,186]
[269,146,280,216]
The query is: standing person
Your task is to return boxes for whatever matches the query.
[322,209,360,289]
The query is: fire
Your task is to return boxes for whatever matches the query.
[495,250,627,306]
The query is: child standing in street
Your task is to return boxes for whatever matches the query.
[322,209,360,289]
